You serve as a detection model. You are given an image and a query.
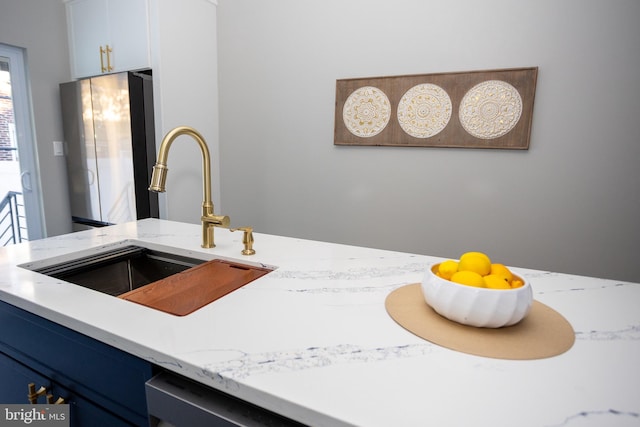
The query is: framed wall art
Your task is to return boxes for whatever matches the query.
[334,67,538,149]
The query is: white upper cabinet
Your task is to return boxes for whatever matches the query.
[65,0,151,79]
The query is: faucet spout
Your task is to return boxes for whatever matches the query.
[149,126,229,248]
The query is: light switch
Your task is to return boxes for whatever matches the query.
[53,140,64,157]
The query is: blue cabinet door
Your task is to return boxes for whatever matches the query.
[0,350,135,426]
[0,349,50,404]
[0,300,155,426]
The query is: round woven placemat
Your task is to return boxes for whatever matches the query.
[385,284,575,360]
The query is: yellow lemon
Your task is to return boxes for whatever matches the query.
[462,251,491,264]
[450,271,485,288]
[490,263,513,284]
[484,274,512,289]
[511,279,524,289]
[437,260,459,280]
[457,252,492,276]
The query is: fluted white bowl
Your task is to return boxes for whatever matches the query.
[421,263,533,328]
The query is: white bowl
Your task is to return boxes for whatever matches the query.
[421,263,533,328]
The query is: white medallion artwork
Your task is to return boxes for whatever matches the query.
[459,80,523,139]
[342,86,391,138]
[397,83,452,138]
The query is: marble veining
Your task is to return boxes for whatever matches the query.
[546,409,640,427]
[287,282,405,294]
[536,280,638,294]
[199,343,435,382]
[1,219,638,427]
[575,324,640,341]
[269,261,426,281]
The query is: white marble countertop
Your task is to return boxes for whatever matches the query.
[1,219,639,426]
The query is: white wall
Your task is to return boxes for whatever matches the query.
[217,0,640,281]
[149,0,221,224]
[0,0,72,237]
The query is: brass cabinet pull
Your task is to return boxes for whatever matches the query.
[27,383,65,404]
[47,394,66,405]
[100,46,106,72]
[27,383,47,404]
[99,45,114,73]
[105,44,113,72]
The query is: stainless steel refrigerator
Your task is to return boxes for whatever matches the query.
[60,71,159,229]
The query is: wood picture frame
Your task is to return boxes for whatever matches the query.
[334,67,538,149]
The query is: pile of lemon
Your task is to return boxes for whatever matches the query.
[436,251,524,289]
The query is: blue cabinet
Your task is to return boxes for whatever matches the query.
[0,300,155,426]
[0,352,134,426]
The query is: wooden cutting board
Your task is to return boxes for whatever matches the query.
[118,259,271,316]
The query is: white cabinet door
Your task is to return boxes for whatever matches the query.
[66,0,150,79]
[106,0,151,74]
[66,0,109,78]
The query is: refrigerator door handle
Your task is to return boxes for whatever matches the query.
[87,169,95,185]
[20,171,32,192]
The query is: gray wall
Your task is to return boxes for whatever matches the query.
[217,0,640,282]
[0,0,72,237]
[2,0,639,282]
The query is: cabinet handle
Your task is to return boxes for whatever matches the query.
[47,394,66,405]
[105,44,113,72]
[27,383,65,405]
[27,383,47,404]
[99,45,113,73]
[100,46,107,73]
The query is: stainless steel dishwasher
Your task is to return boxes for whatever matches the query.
[146,371,305,427]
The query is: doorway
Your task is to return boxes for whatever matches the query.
[0,43,44,246]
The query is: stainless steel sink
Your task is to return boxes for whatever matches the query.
[26,242,274,315]
[33,245,206,296]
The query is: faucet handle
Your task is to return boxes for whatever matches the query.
[230,227,256,255]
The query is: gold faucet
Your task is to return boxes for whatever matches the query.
[149,126,230,248]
